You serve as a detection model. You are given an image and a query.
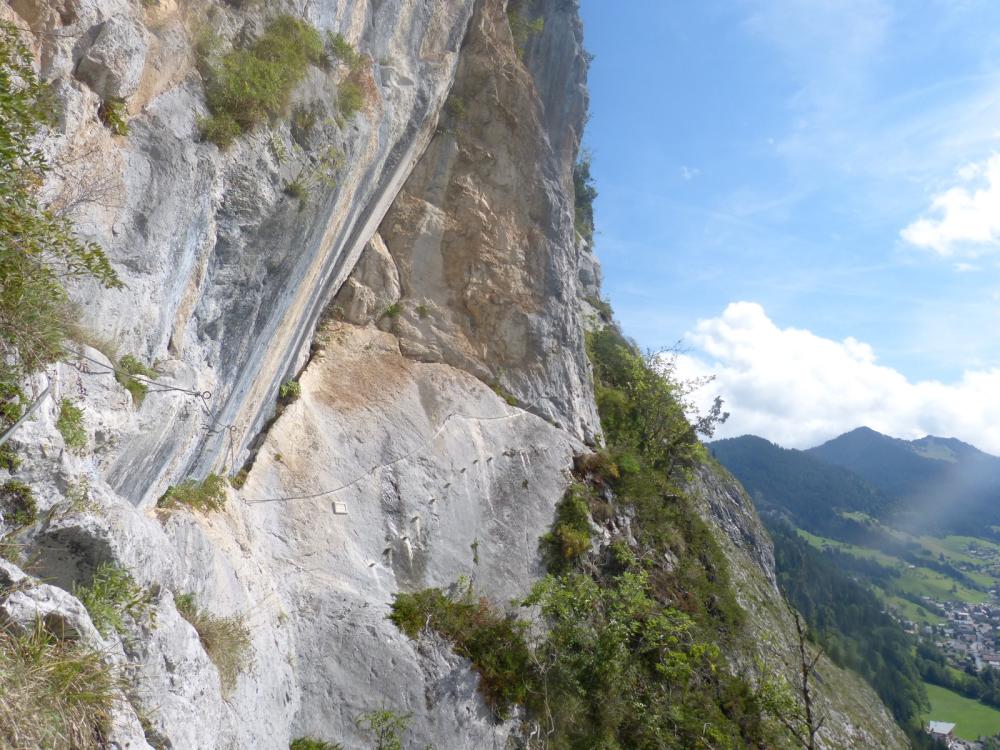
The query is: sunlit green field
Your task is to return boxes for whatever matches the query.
[923,682,1000,740]
[796,529,989,606]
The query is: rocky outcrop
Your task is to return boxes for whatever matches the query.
[338,0,600,443]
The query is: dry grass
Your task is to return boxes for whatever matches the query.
[174,594,251,695]
[0,623,119,749]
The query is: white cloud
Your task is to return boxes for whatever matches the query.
[676,302,1000,453]
[680,166,701,181]
[901,153,1000,255]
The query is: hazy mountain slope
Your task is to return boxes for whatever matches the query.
[810,427,1000,534]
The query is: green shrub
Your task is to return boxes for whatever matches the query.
[325,31,360,69]
[97,98,128,136]
[356,710,411,750]
[278,379,301,403]
[229,469,248,489]
[338,80,364,118]
[389,585,532,718]
[0,381,24,471]
[415,304,429,319]
[74,562,151,637]
[0,481,36,527]
[445,94,466,121]
[489,380,519,407]
[174,593,251,695]
[381,302,401,319]
[56,397,86,452]
[539,483,593,572]
[0,22,121,386]
[157,474,227,512]
[116,354,155,406]
[574,153,597,243]
[507,5,544,57]
[0,624,119,750]
[200,16,324,146]
[290,740,342,750]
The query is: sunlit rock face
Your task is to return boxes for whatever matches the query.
[0,0,906,747]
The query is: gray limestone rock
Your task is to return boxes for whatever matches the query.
[76,15,148,99]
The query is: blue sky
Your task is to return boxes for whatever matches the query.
[579,0,1000,451]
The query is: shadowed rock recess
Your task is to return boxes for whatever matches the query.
[0,0,906,748]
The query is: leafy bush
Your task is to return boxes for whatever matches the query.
[174,593,251,695]
[325,31,360,69]
[381,302,401,319]
[0,624,119,750]
[199,16,324,146]
[356,710,411,750]
[338,80,364,118]
[56,398,86,452]
[157,473,227,512]
[0,480,36,527]
[290,740,342,750]
[116,354,155,406]
[574,154,597,243]
[74,562,151,637]
[279,379,302,403]
[539,483,593,572]
[0,21,121,386]
[389,585,533,718]
[507,5,544,57]
[98,98,128,136]
[0,381,25,471]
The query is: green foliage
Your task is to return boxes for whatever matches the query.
[489,380,519,407]
[0,381,24,471]
[338,80,364,119]
[98,98,128,136]
[0,21,121,386]
[539,483,593,573]
[74,562,151,637]
[507,4,544,58]
[279,379,302,403]
[574,154,598,243]
[157,473,227,513]
[355,710,411,750]
[116,354,155,406]
[389,585,533,718]
[229,469,249,489]
[0,623,119,750]
[381,302,401,319]
[56,398,86,452]
[415,304,429,319]
[326,32,361,69]
[200,16,324,146]
[290,740,342,750]
[174,592,251,695]
[585,294,612,321]
[0,481,36,527]
[445,95,466,121]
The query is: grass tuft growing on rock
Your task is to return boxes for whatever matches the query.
[74,562,151,637]
[390,584,532,719]
[0,481,36,527]
[56,397,86,452]
[115,354,155,406]
[174,593,251,695]
[0,623,119,750]
[290,739,342,750]
[199,16,324,146]
[157,474,227,513]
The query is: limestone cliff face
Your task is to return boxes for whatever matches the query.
[0,0,905,748]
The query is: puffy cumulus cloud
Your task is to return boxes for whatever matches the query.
[901,154,1000,256]
[675,302,1000,453]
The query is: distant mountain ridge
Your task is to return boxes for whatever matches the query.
[712,427,1000,536]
